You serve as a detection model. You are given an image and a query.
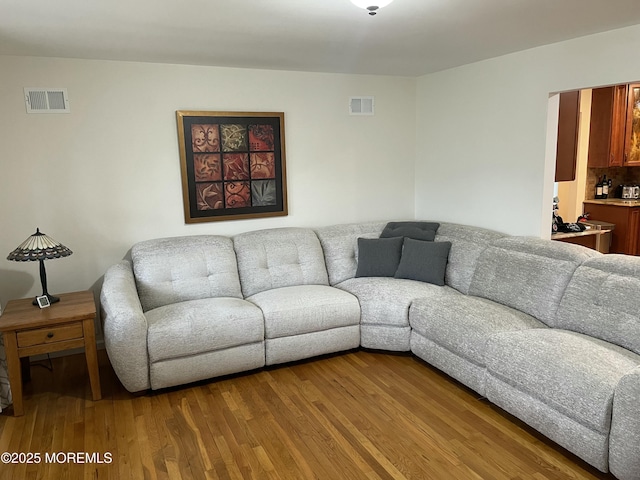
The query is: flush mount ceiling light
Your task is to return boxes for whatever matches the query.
[350,0,394,15]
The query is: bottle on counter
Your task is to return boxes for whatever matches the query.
[596,177,603,199]
[602,175,609,198]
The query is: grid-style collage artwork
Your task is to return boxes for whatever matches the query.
[191,123,278,210]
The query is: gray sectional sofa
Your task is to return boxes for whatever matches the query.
[100,221,640,479]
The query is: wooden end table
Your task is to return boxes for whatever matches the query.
[0,290,102,416]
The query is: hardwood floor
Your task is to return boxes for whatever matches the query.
[0,349,614,480]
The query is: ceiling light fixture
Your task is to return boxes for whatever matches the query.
[350,0,394,15]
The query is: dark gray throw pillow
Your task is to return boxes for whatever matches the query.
[355,236,404,277]
[394,238,452,286]
[380,221,440,241]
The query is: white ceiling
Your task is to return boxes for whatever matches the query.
[2,0,640,76]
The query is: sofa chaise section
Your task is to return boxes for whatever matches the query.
[486,330,638,473]
[485,254,640,478]
[233,227,360,366]
[410,236,599,397]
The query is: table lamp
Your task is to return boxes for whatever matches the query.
[7,228,73,306]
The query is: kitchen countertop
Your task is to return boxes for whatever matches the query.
[552,229,612,239]
[583,198,640,207]
[551,222,614,253]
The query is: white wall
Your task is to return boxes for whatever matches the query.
[415,24,640,236]
[0,56,417,304]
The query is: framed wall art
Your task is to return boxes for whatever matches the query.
[176,111,288,223]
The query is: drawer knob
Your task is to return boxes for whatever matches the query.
[47,332,54,339]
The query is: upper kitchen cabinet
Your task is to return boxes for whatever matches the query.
[555,91,580,182]
[624,83,640,166]
[587,84,627,167]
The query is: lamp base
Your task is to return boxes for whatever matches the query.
[32,294,60,306]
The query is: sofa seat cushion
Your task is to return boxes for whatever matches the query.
[247,285,360,339]
[486,329,640,434]
[146,297,264,363]
[410,295,546,367]
[337,277,454,327]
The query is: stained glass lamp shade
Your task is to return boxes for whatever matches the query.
[7,228,72,305]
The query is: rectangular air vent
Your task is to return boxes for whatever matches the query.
[24,88,70,113]
[349,96,374,115]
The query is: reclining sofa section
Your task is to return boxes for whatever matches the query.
[100,221,640,480]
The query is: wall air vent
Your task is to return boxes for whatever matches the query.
[349,96,374,115]
[24,88,70,113]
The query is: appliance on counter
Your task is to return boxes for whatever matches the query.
[614,184,640,199]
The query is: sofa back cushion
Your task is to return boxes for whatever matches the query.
[132,235,242,312]
[434,223,507,294]
[469,236,599,326]
[314,222,386,285]
[234,227,330,297]
[556,255,640,355]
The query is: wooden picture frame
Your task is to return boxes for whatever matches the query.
[176,111,288,223]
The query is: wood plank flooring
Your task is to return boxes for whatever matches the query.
[0,349,614,480]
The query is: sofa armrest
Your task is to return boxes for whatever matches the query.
[610,365,640,480]
[100,260,150,392]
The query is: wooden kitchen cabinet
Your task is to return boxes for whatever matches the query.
[624,83,640,166]
[583,202,640,255]
[587,85,627,168]
[555,91,580,182]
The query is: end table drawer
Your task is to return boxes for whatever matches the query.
[17,323,84,348]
